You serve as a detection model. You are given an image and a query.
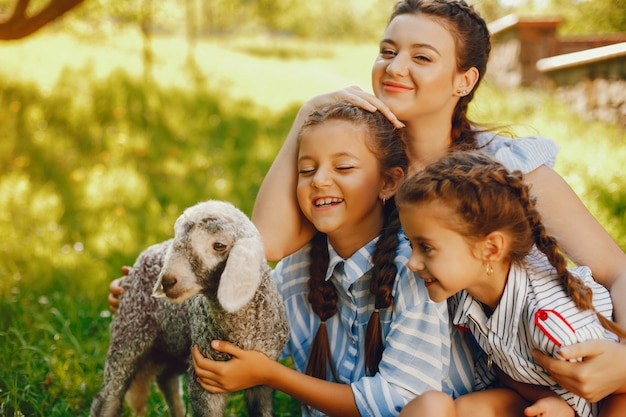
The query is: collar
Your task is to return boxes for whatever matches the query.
[453,261,529,339]
[325,236,379,292]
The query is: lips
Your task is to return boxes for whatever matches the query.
[382,80,413,93]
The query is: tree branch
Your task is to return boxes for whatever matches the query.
[0,0,85,40]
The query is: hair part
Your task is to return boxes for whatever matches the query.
[301,102,408,378]
[397,150,626,339]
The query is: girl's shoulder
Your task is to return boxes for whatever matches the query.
[475,131,560,173]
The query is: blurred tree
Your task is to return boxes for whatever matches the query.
[0,0,84,39]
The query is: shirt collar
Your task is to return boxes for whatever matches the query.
[325,236,379,292]
[453,261,528,338]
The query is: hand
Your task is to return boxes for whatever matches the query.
[191,341,272,394]
[305,86,405,129]
[107,266,130,314]
[533,340,626,402]
[523,396,574,417]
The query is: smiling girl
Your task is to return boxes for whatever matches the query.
[396,150,626,417]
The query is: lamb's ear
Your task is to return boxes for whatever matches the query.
[217,236,264,313]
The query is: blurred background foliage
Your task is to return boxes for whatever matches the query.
[0,0,624,415]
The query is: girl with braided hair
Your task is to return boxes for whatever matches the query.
[192,102,466,416]
[396,150,626,417]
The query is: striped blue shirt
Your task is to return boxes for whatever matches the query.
[273,233,474,417]
[452,247,618,417]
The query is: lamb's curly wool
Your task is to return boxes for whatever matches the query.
[90,200,289,417]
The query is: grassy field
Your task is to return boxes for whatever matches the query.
[1,27,624,416]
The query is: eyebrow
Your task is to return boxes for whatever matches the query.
[380,38,441,56]
[297,151,360,164]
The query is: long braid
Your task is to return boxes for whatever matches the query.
[397,150,626,340]
[518,176,626,339]
[305,232,338,381]
[364,199,402,375]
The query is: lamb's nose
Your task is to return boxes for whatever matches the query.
[160,275,177,293]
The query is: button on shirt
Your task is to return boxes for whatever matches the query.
[452,247,617,417]
[274,233,474,417]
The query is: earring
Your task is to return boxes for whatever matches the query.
[381,194,386,206]
[458,88,468,96]
[486,263,493,276]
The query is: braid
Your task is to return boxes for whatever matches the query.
[397,150,626,340]
[364,199,401,375]
[305,232,339,381]
[520,179,626,339]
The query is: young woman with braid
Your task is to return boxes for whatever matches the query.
[191,102,473,417]
[396,150,626,417]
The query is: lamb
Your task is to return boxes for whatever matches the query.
[90,200,289,417]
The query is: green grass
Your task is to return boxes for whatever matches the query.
[0,27,624,416]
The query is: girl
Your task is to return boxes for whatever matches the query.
[191,102,474,417]
[395,150,626,417]
[250,0,626,400]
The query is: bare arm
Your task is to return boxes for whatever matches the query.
[525,165,626,326]
[252,86,403,261]
[192,342,361,417]
[525,166,626,400]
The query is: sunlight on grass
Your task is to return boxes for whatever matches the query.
[1,29,376,112]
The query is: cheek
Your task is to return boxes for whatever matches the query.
[296,183,310,210]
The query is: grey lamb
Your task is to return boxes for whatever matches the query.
[90,200,289,417]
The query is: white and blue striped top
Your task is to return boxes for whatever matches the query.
[451,247,618,417]
[274,233,475,417]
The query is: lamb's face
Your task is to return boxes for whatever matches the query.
[152,201,250,304]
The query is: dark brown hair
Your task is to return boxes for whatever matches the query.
[389,0,492,150]
[298,102,409,379]
[396,150,626,339]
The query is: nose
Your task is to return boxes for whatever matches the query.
[311,167,332,189]
[386,53,408,77]
[160,274,178,294]
[407,253,425,272]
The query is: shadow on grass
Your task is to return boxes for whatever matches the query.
[0,63,301,416]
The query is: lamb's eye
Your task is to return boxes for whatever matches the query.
[213,242,228,253]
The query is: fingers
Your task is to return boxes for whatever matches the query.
[210,340,241,356]
[310,86,405,129]
[557,340,601,361]
[120,265,131,275]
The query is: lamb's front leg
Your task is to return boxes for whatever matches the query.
[188,365,229,417]
[245,385,275,417]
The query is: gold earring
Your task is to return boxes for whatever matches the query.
[486,263,493,276]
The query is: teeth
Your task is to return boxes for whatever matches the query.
[315,198,343,207]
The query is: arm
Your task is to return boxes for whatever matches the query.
[192,342,361,417]
[252,86,403,261]
[533,341,626,402]
[524,166,626,326]
[495,369,574,417]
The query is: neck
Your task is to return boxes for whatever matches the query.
[467,261,511,313]
[402,118,453,175]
